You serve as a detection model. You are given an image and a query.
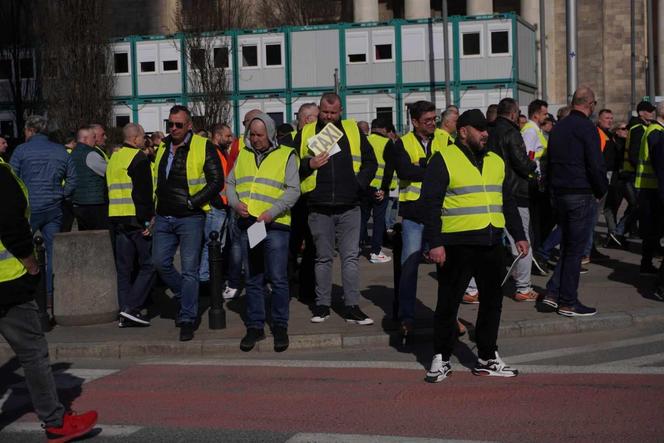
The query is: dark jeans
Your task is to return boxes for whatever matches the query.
[241,228,290,329]
[30,207,62,298]
[638,189,664,266]
[537,225,561,261]
[226,212,244,289]
[360,190,389,255]
[433,244,504,361]
[288,200,315,299]
[60,200,74,233]
[545,194,596,307]
[73,204,109,231]
[615,176,639,236]
[113,225,156,312]
[0,301,65,427]
[152,214,205,323]
[529,187,554,251]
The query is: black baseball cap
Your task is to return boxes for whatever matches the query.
[457,109,488,131]
[637,100,656,113]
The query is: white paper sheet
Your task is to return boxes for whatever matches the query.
[501,251,525,287]
[247,220,267,249]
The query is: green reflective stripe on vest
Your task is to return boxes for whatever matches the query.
[234,144,295,226]
[155,134,211,212]
[299,120,361,193]
[398,132,445,202]
[635,123,663,189]
[440,144,505,234]
[106,147,140,217]
[521,121,548,159]
[367,133,389,188]
[0,162,29,283]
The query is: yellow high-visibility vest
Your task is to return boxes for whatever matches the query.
[398,132,445,202]
[623,123,646,173]
[521,121,547,160]
[107,146,141,217]
[299,120,361,193]
[154,133,211,212]
[234,144,296,226]
[635,123,663,190]
[367,133,397,190]
[432,128,455,156]
[0,162,30,283]
[440,144,505,233]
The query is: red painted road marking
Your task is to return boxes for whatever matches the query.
[13,365,664,443]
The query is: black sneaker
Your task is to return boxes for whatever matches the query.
[654,288,664,301]
[310,305,330,323]
[120,309,151,327]
[425,354,452,383]
[272,326,289,353]
[118,317,126,328]
[240,328,265,352]
[344,305,374,325]
[640,263,659,275]
[539,294,559,310]
[179,322,195,341]
[532,255,549,275]
[579,267,589,274]
[472,352,518,377]
[557,302,597,317]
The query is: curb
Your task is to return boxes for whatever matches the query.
[2,308,664,361]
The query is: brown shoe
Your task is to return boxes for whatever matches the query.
[462,292,479,304]
[514,289,539,302]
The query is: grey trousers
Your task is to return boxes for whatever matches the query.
[504,206,533,293]
[308,206,361,307]
[0,301,64,427]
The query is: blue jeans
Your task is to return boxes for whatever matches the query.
[398,218,424,322]
[30,207,62,298]
[583,199,599,257]
[152,214,205,323]
[226,212,244,289]
[537,225,562,261]
[546,194,596,307]
[385,197,398,229]
[241,228,290,329]
[199,207,228,282]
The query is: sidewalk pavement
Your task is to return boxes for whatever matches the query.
[2,239,663,360]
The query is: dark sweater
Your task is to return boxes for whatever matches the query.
[0,164,38,306]
[421,142,525,249]
[547,110,608,198]
[646,121,664,204]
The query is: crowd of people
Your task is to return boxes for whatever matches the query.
[1,88,663,429]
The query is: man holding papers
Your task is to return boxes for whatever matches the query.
[291,92,378,325]
[226,113,300,353]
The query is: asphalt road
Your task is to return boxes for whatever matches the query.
[1,324,664,443]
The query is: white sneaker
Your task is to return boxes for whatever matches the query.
[472,352,518,377]
[369,250,392,264]
[223,286,239,300]
[425,354,452,383]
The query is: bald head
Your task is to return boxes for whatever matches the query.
[123,123,145,148]
[571,87,596,117]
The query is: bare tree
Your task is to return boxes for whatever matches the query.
[36,0,115,131]
[175,0,250,130]
[257,0,342,27]
[0,0,42,136]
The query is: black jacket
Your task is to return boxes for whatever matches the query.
[420,142,526,248]
[155,132,223,217]
[109,145,154,228]
[294,120,377,211]
[392,132,435,223]
[488,116,537,207]
[547,110,608,198]
[646,121,664,204]
[627,116,650,170]
[598,127,619,173]
[0,164,38,307]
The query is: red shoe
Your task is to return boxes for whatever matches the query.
[45,410,98,443]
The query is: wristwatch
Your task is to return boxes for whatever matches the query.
[186,199,194,210]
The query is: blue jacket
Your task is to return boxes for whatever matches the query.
[547,110,608,198]
[9,133,77,214]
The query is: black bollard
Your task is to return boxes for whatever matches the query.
[208,230,226,329]
[34,236,52,332]
[391,223,402,322]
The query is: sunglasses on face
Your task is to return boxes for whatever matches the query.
[167,121,184,129]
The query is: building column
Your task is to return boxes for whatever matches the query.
[404,0,431,19]
[658,0,664,95]
[521,0,543,99]
[466,0,493,16]
[354,0,379,22]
